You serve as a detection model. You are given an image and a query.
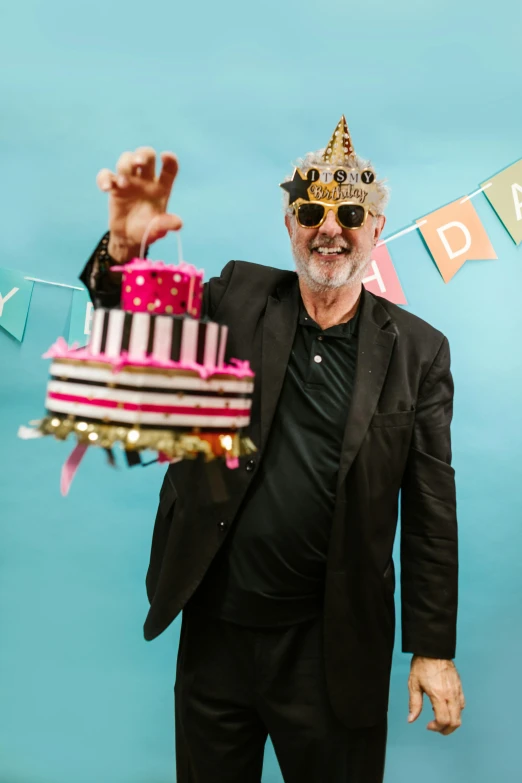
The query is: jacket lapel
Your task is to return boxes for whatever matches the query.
[336,288,395,489]
[259,281,395,472]
[260,279,300,450]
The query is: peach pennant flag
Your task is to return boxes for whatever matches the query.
[416,198,497,283]
[362,243,407,305]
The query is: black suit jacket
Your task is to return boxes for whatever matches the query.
[83,256,458,728]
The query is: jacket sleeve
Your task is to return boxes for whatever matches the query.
[400,335,458,659]
[201,260,236,320]
[80,232,237,317]
[79,232,122,309]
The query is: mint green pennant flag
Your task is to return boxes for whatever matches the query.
[0,268,34,341]
[68,287,93,347]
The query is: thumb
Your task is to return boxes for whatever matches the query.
[147,213,183,244]
[408,681,423,723]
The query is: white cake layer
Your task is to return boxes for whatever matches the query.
[47,380,252,411]
[50,361,254,394]
[45,397,250,428]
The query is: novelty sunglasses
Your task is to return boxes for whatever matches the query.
[293,200,375,230]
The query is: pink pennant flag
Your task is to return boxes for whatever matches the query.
[362,243,407,305]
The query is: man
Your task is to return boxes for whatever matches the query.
[81,116,465,783]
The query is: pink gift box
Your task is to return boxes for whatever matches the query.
[115,259,204,318]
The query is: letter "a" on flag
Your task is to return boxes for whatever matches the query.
[481,158,522,245]
[416,198,497,283]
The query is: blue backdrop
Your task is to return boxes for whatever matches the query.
[1,0,521,780]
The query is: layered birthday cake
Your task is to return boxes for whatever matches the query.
[26,257,256,485]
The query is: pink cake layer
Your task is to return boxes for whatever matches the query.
[44,338,254,380]
[115,259,204,318]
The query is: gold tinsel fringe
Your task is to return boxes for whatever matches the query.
[35,415,257,462]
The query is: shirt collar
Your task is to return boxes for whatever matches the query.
[298,294,361,337]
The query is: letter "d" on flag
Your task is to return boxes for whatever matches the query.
[416,198,497,283]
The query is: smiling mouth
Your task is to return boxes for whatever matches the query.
[311,246,348,257]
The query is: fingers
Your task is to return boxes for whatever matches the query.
[116,149,156,185]
[445,695,462,735]
[134,146,156,179]
[146,213,183,243]
[97,149,177,195]
[427,696,462,736]
[96,168,116,193]
[158,152,179,192]
[427,696,450,733]
[115,151,135,185]
[407,679,423,723]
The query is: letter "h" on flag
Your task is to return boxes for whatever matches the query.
[362,244,407,304]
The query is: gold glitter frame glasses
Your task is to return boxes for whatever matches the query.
[293,200,375,230]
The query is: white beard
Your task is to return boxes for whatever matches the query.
[292,244,371,292]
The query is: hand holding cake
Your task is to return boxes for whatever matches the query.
[19,146,257,493]
[96,147,183,264]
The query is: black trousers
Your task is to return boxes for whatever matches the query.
[174,605,387,783]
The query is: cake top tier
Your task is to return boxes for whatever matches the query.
[115,258,205,318]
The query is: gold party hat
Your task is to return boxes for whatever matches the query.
[322,115,355,164]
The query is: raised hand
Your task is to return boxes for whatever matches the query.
[96,147,183,263]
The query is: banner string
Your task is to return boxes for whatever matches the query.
[24,277,84,291]
[16,177,502,291]
[377,221,427,247]
[460,182,492,204]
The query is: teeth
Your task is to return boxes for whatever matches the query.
[315,247,344,254]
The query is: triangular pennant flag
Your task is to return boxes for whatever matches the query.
[416,198,497,283]
[0,268,34,341]
[362,243,407,304]
[481,159,522,245]
[67,287,93,347]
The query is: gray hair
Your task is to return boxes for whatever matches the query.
[282,148,390,217]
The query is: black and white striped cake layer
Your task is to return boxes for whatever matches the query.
[89,308,228,367]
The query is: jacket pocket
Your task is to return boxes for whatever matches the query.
[371,409,415,428]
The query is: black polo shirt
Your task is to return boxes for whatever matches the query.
[189,296,361,626]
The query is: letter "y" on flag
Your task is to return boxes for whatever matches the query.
[0,269,34,341]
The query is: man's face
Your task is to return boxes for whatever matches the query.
[285,205,385,291]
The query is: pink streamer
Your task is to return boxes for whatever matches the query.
[60,442,89,496]
[43,337,254,379]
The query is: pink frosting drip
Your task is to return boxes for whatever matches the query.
[111,258,204,278]
[44,337,254,380]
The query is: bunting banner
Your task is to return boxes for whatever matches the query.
[0,153,521,344]
[0,268,34,341]
[68,287,93,347]
[481,158,522,245]
[363,244,407,304]
[416,198,497,283]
